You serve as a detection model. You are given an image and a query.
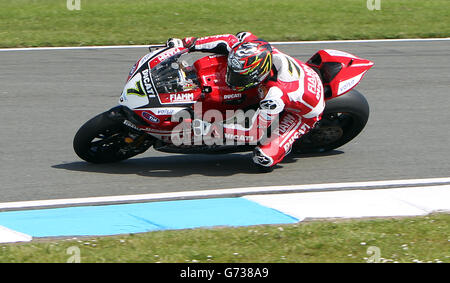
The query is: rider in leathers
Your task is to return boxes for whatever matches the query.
[168,32,324,171]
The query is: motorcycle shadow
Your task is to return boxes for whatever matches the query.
[54,153,256,177]
[53,150,343,177]
[282,150,344,164]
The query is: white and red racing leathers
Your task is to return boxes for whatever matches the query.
[185,32,325,167]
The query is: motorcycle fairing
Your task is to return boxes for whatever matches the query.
[119,72,149,109]
[306,49,374,99]
[121,47,171,109]
[120,47,202,131]
[132,107,188,133]
[120,47,196,108]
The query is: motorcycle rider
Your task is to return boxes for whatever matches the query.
[167,32,325,172]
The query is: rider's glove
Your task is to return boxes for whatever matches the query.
[166,38,184,48]
[182,37,197,51]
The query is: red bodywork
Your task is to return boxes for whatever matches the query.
[131,48,373,138]
[306,49,374,99]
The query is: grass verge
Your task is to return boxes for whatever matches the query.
[0,0,449,48]
[1,213,448,263]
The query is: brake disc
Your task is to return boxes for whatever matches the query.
[309,126,344,146]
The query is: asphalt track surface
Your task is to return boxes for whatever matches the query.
[1,40,449,203]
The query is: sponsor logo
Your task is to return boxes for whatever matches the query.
[128,62,138,77]
[337,72,365,95]
[142,111,160,123]
[223,93,242,100]
[169,92,194,103]
[283,132,301,151]
[224,133,254,143]
[140,53,153,64]
[141,69,154,94]
[282,123,311,151]
[157,48,181,62]
[123,120,141,131]
[304,66,323,100]
[260,99,278,111]
[156,108,176,115]
[278,114,297,134]
[339,78,357,94]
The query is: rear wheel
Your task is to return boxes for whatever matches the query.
[293,89,369,153]
[73,110,153,163]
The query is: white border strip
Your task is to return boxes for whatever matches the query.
[0,225,32,243]
[245,185,450,220]
[0,177,449,210]
[1,38,449,52]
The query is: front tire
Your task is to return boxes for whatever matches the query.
[293,89,369,153]
[73,110,153,163]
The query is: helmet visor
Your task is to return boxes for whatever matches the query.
[226,68,256,90]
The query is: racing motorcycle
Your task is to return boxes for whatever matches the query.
[73,44,373,166]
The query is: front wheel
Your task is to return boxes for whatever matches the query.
[293,89,369,153]
[73,109,153,163]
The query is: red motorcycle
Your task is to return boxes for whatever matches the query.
[73,44,373,165]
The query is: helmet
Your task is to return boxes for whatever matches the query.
[226,39,273,91]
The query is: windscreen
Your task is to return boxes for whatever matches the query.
[151,54,200,94]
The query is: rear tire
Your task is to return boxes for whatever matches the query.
[293,89,369,153]
[73,110,152,163]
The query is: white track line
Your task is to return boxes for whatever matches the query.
[0,177,449,210]
[0,38,449,52]
[0,45,150,52]
[270,37,450,45]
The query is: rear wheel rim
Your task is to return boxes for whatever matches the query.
[297,111,358,151]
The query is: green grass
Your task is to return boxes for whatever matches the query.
[1,213,449,263]
[0,0,449,48]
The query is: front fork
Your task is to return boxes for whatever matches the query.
[106,105,156,148]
